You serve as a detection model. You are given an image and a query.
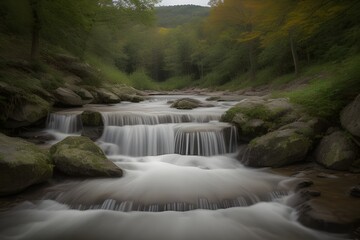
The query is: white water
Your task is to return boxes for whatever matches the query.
[0,95,348,240]
[47,113,82,133]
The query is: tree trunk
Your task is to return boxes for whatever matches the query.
[289,31,299,75]
[248,40,256,80]
[30,0,41,61]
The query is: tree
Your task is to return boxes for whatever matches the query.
[207,0,269,80]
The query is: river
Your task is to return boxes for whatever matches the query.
[0,95,348,240]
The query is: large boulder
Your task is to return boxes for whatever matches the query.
[171,98,214,110]
[242,129,312,167]
[222,98,300,141]
[66,85,94,105]
[87,88,120,104]
[341,94,360,138]
[53,87,84,107]
[315,131,358,171]
[50,136,122,177]
[110,84,147,103]
[0,83,51,128]
[6,94,51,128]
[0,133,53,196]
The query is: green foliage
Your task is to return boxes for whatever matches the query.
[128,70,159,90]
[158,76,193,90]
[278,55,360,119]
[86,54,131,86]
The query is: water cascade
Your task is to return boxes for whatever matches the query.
[0,96,348,240]
[46,113,82,134]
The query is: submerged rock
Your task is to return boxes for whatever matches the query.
[81,111,103,127]
[340,94,360,138]
[50,136,123,177]
[243,129,312,167]
[315,131,358,171]
[0,133,53,196]
[171,98,214,110]
[80,111,104,141]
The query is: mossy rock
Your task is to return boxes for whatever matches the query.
[6,93,51,128]
[171,98,213,110]
[0,133,53,196]
[315,131,358,171]
[81,111,103,127]
[243,129,312,167]
[340,94,360,138]
[222,98,300,141]
[50,136,123,177]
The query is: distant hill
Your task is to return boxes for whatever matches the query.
[155,5,210,28]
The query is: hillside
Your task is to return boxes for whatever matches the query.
[155,5,210,28]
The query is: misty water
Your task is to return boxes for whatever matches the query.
[0,95,348,240]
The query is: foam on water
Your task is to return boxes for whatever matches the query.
[0,201,347,240]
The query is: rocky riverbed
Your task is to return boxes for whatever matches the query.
[0,88,359,239]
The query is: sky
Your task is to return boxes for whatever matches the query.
[157,0,209,7]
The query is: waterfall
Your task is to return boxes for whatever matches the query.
[46,113,82,133]
[101,112,220,126]
[100,125,175,156]
[99,123,237,156]
[1,95,346,240]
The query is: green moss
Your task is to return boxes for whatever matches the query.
[222,105,274,123]
[81,111,103,127]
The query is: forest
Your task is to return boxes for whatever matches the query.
[1,0,359,119]
[0,1,360,239]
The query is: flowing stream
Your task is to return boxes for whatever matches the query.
[0,95,348,240]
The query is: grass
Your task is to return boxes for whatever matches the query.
[85,54,132,86]
[274,55,360,119]
[158,75,194,90]
[128,70,160,91]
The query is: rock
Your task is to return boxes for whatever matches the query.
[81,127,104,141]
[279,122,315,138]
[80,111,103,141]
[110,85,147,97]
[50,136,122,177]
[94,88,121,104]
[242,129,312,167]
[6,94,51,128]
[298,201,353,233]
[0,133,53,196]
[233,114,268,141]
[171,98,214,110]
[315,131,358,171]
[295,180,314,191]
[350,185,360,198]
[66,85,94,104]
[300,189,321,197]
[340,94,360,137]
[30,86,54,102]
[53,87,84,107]
[222,98,300,141]
[0,83,51,128]
[317,173,339,179]
[81,111,103,127]
[350,159,360,173]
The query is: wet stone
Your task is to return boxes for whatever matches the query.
[349,185,360,198]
